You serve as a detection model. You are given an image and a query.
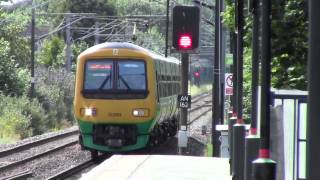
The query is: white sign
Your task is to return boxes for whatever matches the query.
[225,73,233,96]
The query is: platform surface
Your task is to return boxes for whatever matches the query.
[80,155,232,180]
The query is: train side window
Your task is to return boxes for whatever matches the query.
[165,82,169,97]
[162,84,165,98]
[156,71,160,102]
[168,64,172,96]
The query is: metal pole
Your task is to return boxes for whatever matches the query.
[244,0,260,179]
[178,53,189,155]
[253,0,276,179]
[307,0,320,179]
[220,0,226,125]
[228,116,237,174]
[232,32,238,115]
[30,1,35,99]
[212,0,221,157]
[66,15,72,72]
[236,0,244,120]
[232,123,245,180]
[232,0,238,116]
[232,1,246,179]
[165,0,170,57]
[259,0,271,160]
[250,0,260,133]
[244,134,259,179]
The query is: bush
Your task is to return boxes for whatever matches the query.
[0,94,48,140]
[0,38,30,96]
[37,36,65,68]
[35,66,75,128]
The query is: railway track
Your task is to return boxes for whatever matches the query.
[47,159,94,180]
[188,107,212,125]
[47,153,112,180]
[191,92,211,104]
[0,140,78,172]
[0,129,79,158]
[0,129,79,178]
[188,92,212,125]
[0,170,33,180]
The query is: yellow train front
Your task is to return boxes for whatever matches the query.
[74,42,180,157]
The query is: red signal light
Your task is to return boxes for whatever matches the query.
[178,34,192,49]
[194,72,200,77]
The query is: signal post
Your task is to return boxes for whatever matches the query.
[172,5,200,154]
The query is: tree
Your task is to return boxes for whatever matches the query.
[113,0,165,16]
[134,26,165,54]
[0,9,30,68]
[271,0,308,90]
[220,0,308,119]
[222,0,307,90]
[37,36,65,68]
[0,38,30,96]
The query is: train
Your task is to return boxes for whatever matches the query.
[74,42,181,159]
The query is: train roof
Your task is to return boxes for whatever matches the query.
[82,42,180,64]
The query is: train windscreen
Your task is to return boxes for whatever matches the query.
[84,60,113,90]
[118,61,146,90]
[83,59,148,99]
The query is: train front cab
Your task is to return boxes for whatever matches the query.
[74,48,158,155]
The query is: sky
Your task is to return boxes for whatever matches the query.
[1,0,28,6]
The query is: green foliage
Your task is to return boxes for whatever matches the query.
[221,0,235,32]
[271,0,308,90]
[0,9,30,68]
[61,0,117,45]
[190,83,212,96]
[221,0,308,120]
[0,38,30,96]
[34,0,67,27]
[72,41,89,67]
[134,27,165,54]
[206,143,213,157]
[37,36,65,68]
[113,0,165,16]
[35,66,75,128]
[222,0,307,90]
[243,47,253,120]
[65,0,116,15]
[0,94,48,140]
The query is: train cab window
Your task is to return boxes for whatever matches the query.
[117,61,146,90]
[83,59,148,99]
[84,61,113,90]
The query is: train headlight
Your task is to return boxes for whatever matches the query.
[81,108,97,116]
[132,109,149,117]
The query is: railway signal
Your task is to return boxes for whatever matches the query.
[172,6,200,52]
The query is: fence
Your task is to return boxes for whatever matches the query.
[272,89,307,180]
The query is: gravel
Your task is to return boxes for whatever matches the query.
[32,144,90,179]
[0,135,78,167]
[188,93,212,145]
[0,126,78,151]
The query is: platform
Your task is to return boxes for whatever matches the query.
[80,155,232,180]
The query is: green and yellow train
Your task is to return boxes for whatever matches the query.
[74,42,181,158]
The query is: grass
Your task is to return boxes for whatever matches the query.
[205,143,213,157]
[0,137,17,144]
[190,83,212,96]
